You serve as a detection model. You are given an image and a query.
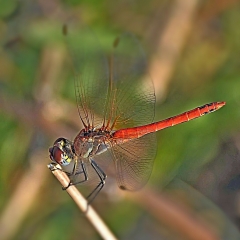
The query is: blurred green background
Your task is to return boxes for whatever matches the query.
[1,0,240,239]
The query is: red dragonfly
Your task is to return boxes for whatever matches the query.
[49,26,225,201]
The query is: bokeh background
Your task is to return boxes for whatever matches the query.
[1,0,240,239]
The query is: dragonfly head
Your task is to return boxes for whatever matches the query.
[49,138,75,166]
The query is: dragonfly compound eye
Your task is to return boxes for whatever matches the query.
[49,146,72,166]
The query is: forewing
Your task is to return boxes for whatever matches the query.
[109,33,155,129]
[65,27,155,130]
[64,24,109,127]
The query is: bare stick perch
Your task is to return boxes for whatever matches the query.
[48,164,118,240]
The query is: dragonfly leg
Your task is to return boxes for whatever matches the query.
[87,159,107,204]
[62,161,88,190]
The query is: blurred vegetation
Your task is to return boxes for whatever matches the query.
[1,0,240,239]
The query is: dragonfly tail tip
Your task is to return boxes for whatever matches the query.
[216,101,226,109]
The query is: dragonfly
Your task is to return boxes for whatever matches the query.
[49,25,225,202]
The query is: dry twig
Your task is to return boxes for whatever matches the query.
[48,164,118,240]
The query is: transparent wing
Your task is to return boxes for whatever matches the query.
[65,27,155,130]
[109,33,156,129]
[64,24,109,128]
[112,133,157,191]
[65,26,157,191]
[108,33,157,190]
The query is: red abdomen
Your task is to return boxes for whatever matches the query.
[113,102,225,140]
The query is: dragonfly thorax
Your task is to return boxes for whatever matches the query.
[73,129,111,159]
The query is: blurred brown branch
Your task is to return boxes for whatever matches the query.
[0,151,48,240]
[149,0,200,102]
[128,188,220,240]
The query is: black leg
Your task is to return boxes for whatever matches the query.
[86,159,107,203]
[62,161,88,190]
[61,159,107,204]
